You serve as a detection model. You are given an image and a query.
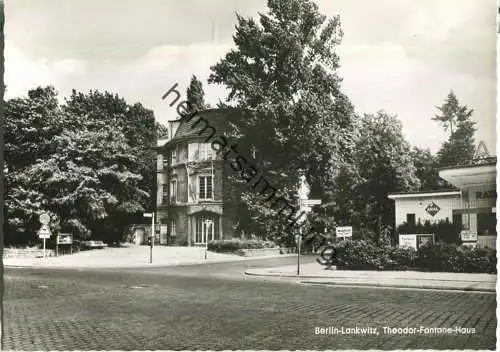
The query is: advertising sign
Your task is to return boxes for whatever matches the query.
[399,234,417,250]
[57,233,73,244]
[417,234,434,248]
[336,226,353,238]
[400,234,434,249]
[425,202,441,217]
[460,230,478,242]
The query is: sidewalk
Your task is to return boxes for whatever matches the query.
[245,262,497,292]
[3,245,295,269]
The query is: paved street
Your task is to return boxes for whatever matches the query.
[3,256,497,350]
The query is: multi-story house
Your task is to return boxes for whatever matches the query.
[156,108,246,246]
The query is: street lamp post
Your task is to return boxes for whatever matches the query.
[204,219,212,260]
[143,212,154,264]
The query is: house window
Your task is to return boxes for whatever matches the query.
[199,143,214,160]
[177,144,186,163]
[162,154,169,168]
[171,147,177,165]
[162,184,168,204]
[198,175,213,200]
[170,219,176,237]
[452,213,462,227]
[406,213,416,226]
[170,180,177,202]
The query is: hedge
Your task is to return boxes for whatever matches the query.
[396,219,462,244]
[207,238,277,253]
[331,240,496,273]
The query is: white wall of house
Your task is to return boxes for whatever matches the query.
[392,194,463,227]
[389,186,497,248]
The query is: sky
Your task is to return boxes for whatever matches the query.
[5,0,497,154]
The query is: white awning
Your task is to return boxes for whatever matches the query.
[439,164,496,189]
[388,191,461,200]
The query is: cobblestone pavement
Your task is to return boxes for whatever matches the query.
[3,261,497,350]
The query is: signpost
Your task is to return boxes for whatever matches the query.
[56,233,73,256]
[336,226,353,240]
[296,197,322,276]
[296,174,322,276]
[37,224,52,258]
[143,212,154,264]
[300,199,322,206]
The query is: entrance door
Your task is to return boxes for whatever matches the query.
[203,220,214,244]
[194,214,218,244]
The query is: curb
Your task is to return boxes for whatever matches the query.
[244,270,497,292]
[244,270,496,282]
[3,254,297,270]
[300,280,496,293]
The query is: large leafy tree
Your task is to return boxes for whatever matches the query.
[410,147,446,191]
[62,90,157,212]
[209,0,358,242]
[335,112,420,233]
[5,86,156,245]
[434,91,477,167]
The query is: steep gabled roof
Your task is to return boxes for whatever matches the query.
[159,108,252,150]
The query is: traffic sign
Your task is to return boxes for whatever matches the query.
[300,199,322,206]
[143,213,153,218]
[39,213,50,225]
[38,224,52,239]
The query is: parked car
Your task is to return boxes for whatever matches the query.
[81,240,107,249]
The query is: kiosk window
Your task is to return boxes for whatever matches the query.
[477,212,496,236]
[452,213,462,227]
[406,213,416,226]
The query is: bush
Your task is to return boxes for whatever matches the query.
[333,239,496,273]
[388,246,417,270]
[443,245,496,273]
[207,238,277,253]
[335,240,393,270]
[415,241,458,271]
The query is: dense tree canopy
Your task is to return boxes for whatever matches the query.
[5,86,157,245]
